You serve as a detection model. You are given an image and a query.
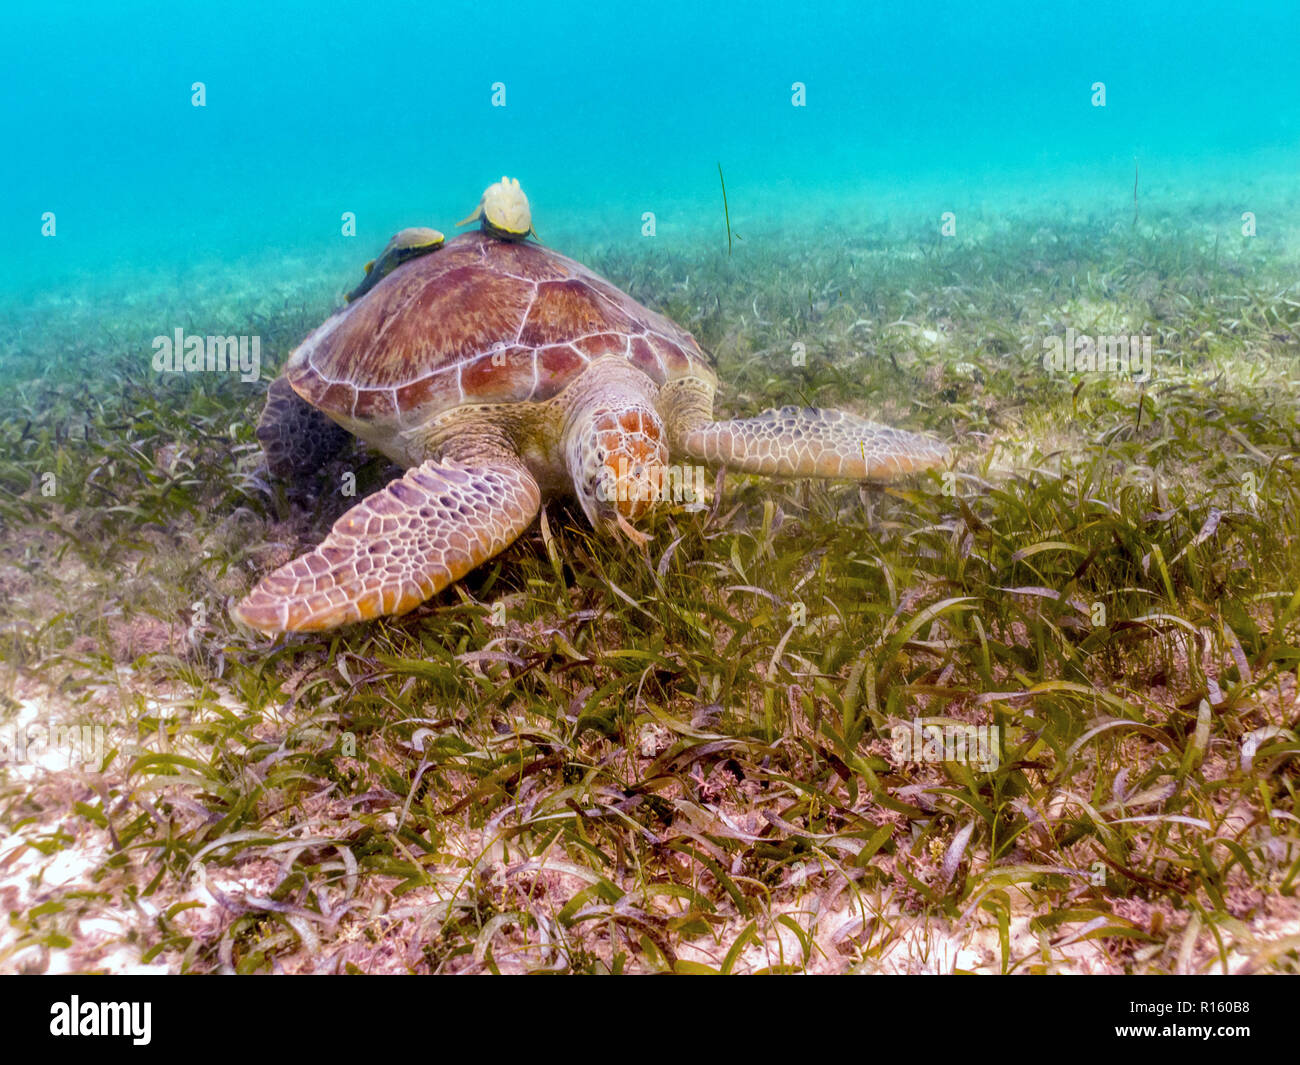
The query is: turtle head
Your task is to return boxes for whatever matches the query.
[564,366,669,541]
[456,176,537,242]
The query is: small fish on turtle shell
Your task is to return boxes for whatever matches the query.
[456,176,537,242]
[346,226,445,303]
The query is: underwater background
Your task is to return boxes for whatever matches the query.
[3,2,1300,976]
[4,0,1298,303]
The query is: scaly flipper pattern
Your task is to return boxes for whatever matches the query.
[233,458,541,633]
[682,405,949,481]
[256,375,350,479]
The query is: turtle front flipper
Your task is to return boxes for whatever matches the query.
[681,406,949,481]
[257,375,350,479]
[232,458,541,633]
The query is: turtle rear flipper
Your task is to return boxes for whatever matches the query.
[232,457,541,633]
[256,375,350,479]
[681,406,949,481]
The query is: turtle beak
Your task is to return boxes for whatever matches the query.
[614,510,652,547]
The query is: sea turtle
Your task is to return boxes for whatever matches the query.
[233,214,949,634]
[456,176,537,241]
[346,227,445,303]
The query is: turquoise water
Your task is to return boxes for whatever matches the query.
[3,1,1298,300]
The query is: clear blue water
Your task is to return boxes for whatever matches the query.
[3,0,1297,300]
